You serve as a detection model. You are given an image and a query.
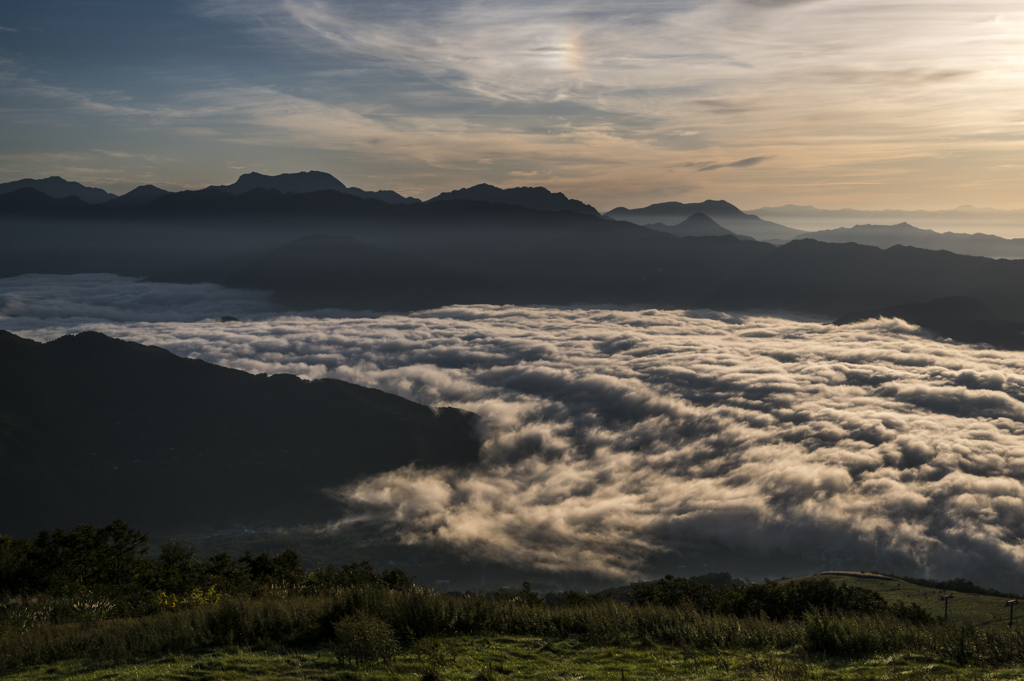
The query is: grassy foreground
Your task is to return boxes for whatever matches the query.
[8,637,1024,681]
[6,524,1024,680]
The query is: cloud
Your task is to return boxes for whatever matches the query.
[5,1,1024,209]
[738,0,820,7]
[5,274,1024,587]
[698,155,772,172]
[187,0,1024,210]
[0,273,279,324]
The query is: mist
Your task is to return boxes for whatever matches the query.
[4,275,1024,588]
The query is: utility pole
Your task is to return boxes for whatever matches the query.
[1007,600,1017,628]
[941,594,954,621]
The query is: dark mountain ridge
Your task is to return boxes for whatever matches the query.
[834,297,1024,349]
[606,199,749,219]
[103,184,171,207]
[0,330,480,539]
[0,176,117,204]
[428,183,600,216]
[708,239,1024,321]
[211,170,420,205]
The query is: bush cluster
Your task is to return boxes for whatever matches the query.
[628,573,913,621]
[0,521,409,622]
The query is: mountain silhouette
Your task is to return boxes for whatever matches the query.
[8,183,1024,332]
[211,171,420,205]
[606,199,749,221]
[834,297,1024,349]
[605,200,802,241]
[0,176,117,204]
[428,183,600,216]
[0,187,95,215]
[104,184,171,207]
[793,222,1024,260]
[644,212,740,239]
[0,330,480,538]
[750,204,1024,233]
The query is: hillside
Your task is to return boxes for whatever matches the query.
[708,239,1024,321]
[0,331,480,538]
[787,573,1020,626]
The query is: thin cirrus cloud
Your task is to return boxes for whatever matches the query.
[190,0,1024,209]
[697,155,772,171]
[4,274,1024,589]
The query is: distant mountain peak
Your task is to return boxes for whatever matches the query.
[104,184,172,207]
[604,199,802,241]
[427,183,600,216]
[215,171,348,195]
[605,199,747,219]
[211,170,419,205]
[642,211,742,240]
[0,176,117,204]
[678,212,724,227]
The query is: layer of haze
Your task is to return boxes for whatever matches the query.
[4,275,1024,588]
[1,1,1022,211]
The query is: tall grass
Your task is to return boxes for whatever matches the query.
[4,586,1024,674]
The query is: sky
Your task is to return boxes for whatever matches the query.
[5,274,1024,590]
[1,0,1022,211]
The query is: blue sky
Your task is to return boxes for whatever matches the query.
[1,0,1022,210]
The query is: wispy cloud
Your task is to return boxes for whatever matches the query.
[3,1,1024,209]
[697,155,772,171]
[188,0,1024,209]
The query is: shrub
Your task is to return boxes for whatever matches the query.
[333,613,399,666]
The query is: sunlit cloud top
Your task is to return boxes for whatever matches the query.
[0,0,1022,209]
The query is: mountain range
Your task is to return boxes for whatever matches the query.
[751,203,1024,235]
[792,222,1024,260]
[0,176,118,204]
[3,171,1024,347]
[6,171,1022,258]
[0,330,479,538]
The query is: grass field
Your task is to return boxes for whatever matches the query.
[6,571,1024,680]
[788,573,1019,627]
[7,637,1024,681]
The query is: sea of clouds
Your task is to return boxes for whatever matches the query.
[3,274,1024,586]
